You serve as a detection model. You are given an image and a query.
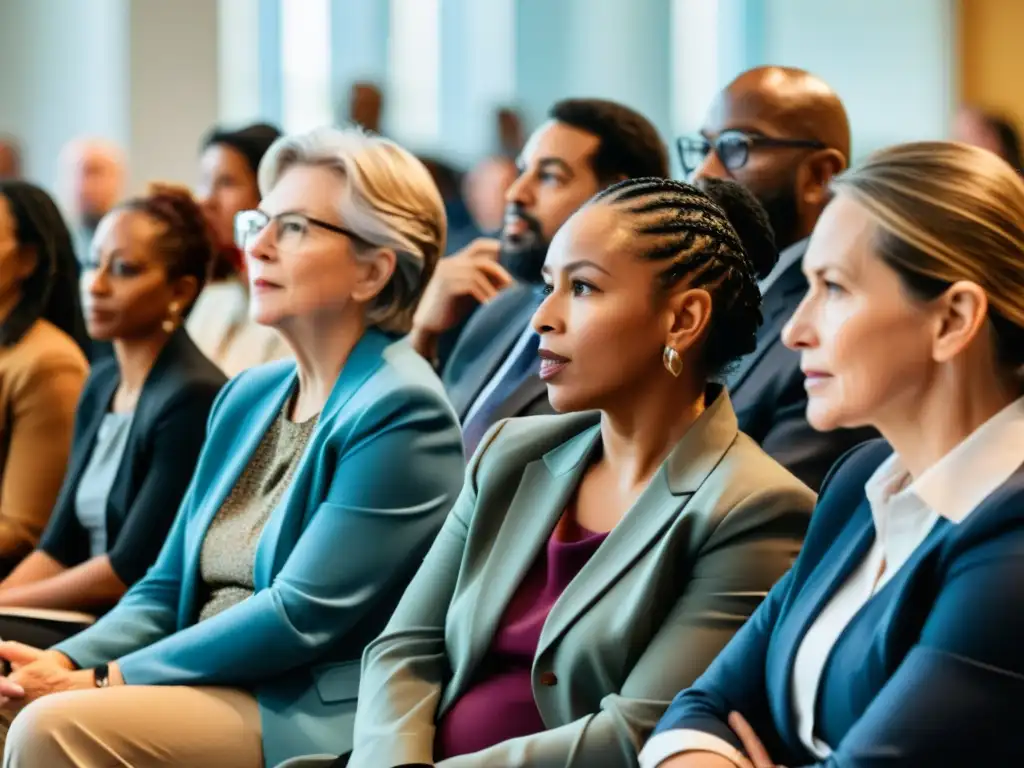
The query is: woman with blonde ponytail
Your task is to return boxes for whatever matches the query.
[646,142,1024,768]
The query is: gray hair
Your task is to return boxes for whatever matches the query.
[258,126,447,334]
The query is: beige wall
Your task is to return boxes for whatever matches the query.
[959,0,1024,123]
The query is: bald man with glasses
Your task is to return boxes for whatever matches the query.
[677,66,874,491]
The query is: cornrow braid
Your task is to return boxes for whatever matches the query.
[594,176,770,376]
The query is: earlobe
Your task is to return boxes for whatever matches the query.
[352,248,398,303]
[665,288,713,353]
[933,281,989,363]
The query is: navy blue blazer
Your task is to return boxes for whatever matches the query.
[652,439,1024,766]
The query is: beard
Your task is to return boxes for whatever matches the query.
[499,204,549,284]
[755,179,802,253]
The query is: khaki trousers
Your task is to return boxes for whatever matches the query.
[2,685,263,768]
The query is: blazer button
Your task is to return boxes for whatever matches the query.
[539,671,558,686]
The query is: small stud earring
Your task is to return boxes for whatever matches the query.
[663,345,682,377]
[162,302,180,334]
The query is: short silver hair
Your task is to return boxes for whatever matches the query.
[258,126,447,334]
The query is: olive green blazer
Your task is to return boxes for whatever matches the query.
[349,390,815,767]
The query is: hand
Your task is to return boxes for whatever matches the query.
[0,641,74,672]
[729,712,787,768]
[0,661,93,711]
[410,238,513,356]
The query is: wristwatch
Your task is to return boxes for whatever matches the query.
[93,663,110,688]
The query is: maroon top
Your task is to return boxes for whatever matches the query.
[434,516,609,760]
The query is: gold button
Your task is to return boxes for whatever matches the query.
[539,671,558,686]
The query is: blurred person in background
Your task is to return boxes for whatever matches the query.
[59,139,125,266]
[952,105,1023,170]
[0,126,464,768]
[192,122,291,376]
[0,139,21,181]
[419,156,481,256]
[679,66,874,492]
[643,140,1024,768]
[0,182,89,575]
[410,98,669,452]
[463,156,518,236]
[0,184,225,647]
[347,82,383,134]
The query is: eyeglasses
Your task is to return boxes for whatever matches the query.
[234,210,365,253]
[676,130,827,175]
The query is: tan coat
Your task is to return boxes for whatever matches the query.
[0,320,87,563]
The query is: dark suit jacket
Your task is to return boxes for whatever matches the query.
[729,241,874,491]
[40,329,226,587]
[441,283,549,421]
[349,390,814,767]
[652,440,1024,766]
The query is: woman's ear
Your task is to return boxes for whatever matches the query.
[351,247,398,304]
[170,275,200,311]
[664,287,713,355]
[13,245,38,283]
[932,280,989,364]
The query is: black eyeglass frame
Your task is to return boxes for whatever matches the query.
[234,209,367,251]
[676,130,827,175]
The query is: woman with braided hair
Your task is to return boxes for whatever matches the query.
[0,183,226,646]
[335,177,815,768]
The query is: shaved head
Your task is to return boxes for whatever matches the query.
[693,66,850,250]
[718,67,850,160]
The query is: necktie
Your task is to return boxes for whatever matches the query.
[462,331,541,455]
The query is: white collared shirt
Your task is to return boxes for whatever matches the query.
[758,238,807,297]
[640,395,1024,768]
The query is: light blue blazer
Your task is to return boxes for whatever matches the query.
[55,329,466,767]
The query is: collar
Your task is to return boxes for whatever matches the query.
[759,237,808,296]
[866,395,1024,526]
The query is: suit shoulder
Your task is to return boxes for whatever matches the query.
[717,432,817,507]
[210,358,296,416]
[10,320,88,378]
[480,412,599,463]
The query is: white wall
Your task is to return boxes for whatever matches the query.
[758,0,957,159]
[0,0,129,192]
[0,0,219,195]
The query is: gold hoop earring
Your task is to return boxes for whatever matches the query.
[162,301,180,334]
[663,345,682,378]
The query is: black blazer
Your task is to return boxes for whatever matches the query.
[40,329,226,587]
[441,283,551,421]
[729,243,875,492]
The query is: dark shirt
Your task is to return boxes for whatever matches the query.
[435,517,608,759]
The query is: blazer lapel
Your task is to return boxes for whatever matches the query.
[729,252,808,393]
[179,369,296,610]
[536,388,741,658]
[449,286,539,418]
[771,501,874,747]
[492,373,548,420]
[64,375,120,495]
[252,329,393,587]
[460,423,601,682]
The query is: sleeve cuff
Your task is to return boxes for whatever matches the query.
[639,729,749,768]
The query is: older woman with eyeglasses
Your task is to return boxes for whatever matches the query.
[0,127,465,768]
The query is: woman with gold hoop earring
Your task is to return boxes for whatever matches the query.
[0,183,225,647]
[334,177,814,768]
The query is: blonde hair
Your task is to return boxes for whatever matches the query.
[258,126,447,334]
[833,141,1024,369]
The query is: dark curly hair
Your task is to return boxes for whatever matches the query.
[592,176,769,376]
[117,183,217,314]
[0,181,90,353]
